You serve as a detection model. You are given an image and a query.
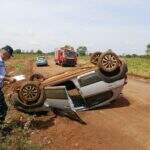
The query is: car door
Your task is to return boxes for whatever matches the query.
[77,71,124,98]
[77,71,105,97]
[44,86,85,124]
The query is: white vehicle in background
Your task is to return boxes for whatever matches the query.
[36,55,48,67]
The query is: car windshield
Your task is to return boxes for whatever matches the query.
[38,56,45,60]
[65,51,76,57]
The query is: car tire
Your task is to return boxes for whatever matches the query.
[61,63,65,67]
[97,60,128,83]
[90,52,102,65]
[12,87,45,110]
[13,105,47,114]
[98,51,121,72]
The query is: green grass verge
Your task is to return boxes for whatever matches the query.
[0,123,41,150]
[13,53,38,60]
[125,57,150,78]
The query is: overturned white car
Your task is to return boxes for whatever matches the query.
[11,50,128,122]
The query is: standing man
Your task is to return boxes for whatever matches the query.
[0,46,16,123]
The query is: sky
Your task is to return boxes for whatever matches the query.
[0,0,150,54]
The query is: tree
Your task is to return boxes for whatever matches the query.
[132,54,138,57]
[125,54,132,58]
[36,50,43,54]
[77,46,87,56]
[146,44,150,56]
[30,50,34,54]
[14,49,21,54]
[62,45,74,50]
[48,51,55,55]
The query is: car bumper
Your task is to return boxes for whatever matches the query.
[63,59,76,65]
[36,62,48,66]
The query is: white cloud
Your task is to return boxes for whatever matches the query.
[0,0,149,54]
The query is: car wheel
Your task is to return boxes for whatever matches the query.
[97,60,128,83]
[61,63,65,67]
[13,105,48,114]
[90,52,102,65]
[98,51,121,73]
[12,82,45,109]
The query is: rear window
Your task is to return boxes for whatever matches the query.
[78,72,102,87]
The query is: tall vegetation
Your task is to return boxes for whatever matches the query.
[77,46,87,56]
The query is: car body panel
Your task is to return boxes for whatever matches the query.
[79,78,124,98]
[42,68,125,110]
[44,86,75,110]
[43,86,83,121]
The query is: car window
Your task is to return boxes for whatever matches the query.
[38,56,45,60]
[39,58,44,60]
[45,88,68,99]
[78,72,102,87]
[85,91,113,107]
[65,51,76,57]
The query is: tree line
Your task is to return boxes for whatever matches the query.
[13,46,150,58]
[13,45,88,56]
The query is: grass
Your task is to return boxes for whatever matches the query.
[0,121,41,150]
[6,54,39,75]
[125,57,150,78]
[13,53,38,60]
[79,56,90,65]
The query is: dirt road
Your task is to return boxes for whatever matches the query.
[28,57,150,150]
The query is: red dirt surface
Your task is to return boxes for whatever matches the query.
[5,56,150,150]
[29,57,150,150]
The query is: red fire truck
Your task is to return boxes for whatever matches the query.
[55,47,77,67]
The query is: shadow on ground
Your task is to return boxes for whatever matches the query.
[88,96,130,112]
[98,96,130,110]
[29,115,56,130]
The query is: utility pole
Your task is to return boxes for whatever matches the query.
[146,44,150,56]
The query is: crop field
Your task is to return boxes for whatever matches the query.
[125,57,150,78]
